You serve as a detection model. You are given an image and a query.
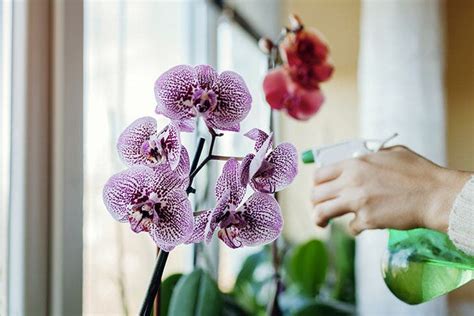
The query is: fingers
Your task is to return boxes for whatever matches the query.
[313,163,344,185]
[311,180,341,205]
[313,198,354,228]
[348,217,364,235]
[348,212,376,236]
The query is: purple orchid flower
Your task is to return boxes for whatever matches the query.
[117,117,189,177]
[103,164,193,251]
[154,65,252,132]
[187,159,283,249]
[240,128,298,193]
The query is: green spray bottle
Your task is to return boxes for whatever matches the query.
[302,135,474,304]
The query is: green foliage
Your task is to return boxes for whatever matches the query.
[285,239,328,297]
[232,248,273,315]
[329,224,356,303]
[160,273,183,316]
[168,269,222,316]
[291,299,355,316]
[166,234,356,316]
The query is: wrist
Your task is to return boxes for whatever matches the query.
[425,168,471,232]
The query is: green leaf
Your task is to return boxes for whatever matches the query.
[234,250,268,293]
[221,293,250,316]
[286,239,328,297]
[168,269,222,316]
[160,273,183,316]
[329,224,356,303]
[231,249,271,315]
[291,301,354,316]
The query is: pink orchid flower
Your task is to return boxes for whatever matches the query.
[240,128,298,193]
[154,65,252,132]
[187,159,283,249]
[117,117,189,176]
[103,165,193,251]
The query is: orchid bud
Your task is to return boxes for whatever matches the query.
[289,13,303,31]
[258,37,274,54]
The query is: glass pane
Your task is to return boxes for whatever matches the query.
[0,1,12,313]
[83,1,194,314]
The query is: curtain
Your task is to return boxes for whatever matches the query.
[357,0,447,315]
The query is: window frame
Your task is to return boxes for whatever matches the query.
[6,0,83,315]
[0,0,12,314]
[8,0,52,315]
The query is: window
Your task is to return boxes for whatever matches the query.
[0,1,12,314]
[83,1,197,314]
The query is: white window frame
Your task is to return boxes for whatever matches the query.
[50,0,84,315]
[7,0,83,315]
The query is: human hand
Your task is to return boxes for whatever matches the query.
[311,146,470,235]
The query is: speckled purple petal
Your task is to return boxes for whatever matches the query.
[174,118,195,133]
[117,117,157,167]
[239,153,254,187]
[252,143,298,193]
[149,190,193,251]
[195,65,218,89]
[103,166,151,222]
[244,128,272,152]
[165,121,182,170]
[215,158,246,206]
[148,163,183,193]
[205,191,231,243]
[205,71,252,132]
[236,192,283,247]
[186,210,211,244]
[155,65,197,127]
[176,147,190,180]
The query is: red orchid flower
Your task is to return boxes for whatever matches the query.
[263,67,325,120]
[262,15,333,120]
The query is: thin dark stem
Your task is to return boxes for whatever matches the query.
[267,33,284,315]
[191,138,207,172]
[188,133,217,185]
[186,137,206,194]
[268,227,283,316]
[140,251,169,316]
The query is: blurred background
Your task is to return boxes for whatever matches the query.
[0,0,473,315]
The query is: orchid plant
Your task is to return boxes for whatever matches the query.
[103,13,333,316]
[103,64,298,315]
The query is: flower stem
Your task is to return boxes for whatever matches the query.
[186,137,206,194]
[188,133,217,185]
[267,34,283,315]
[139,250,169,316]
